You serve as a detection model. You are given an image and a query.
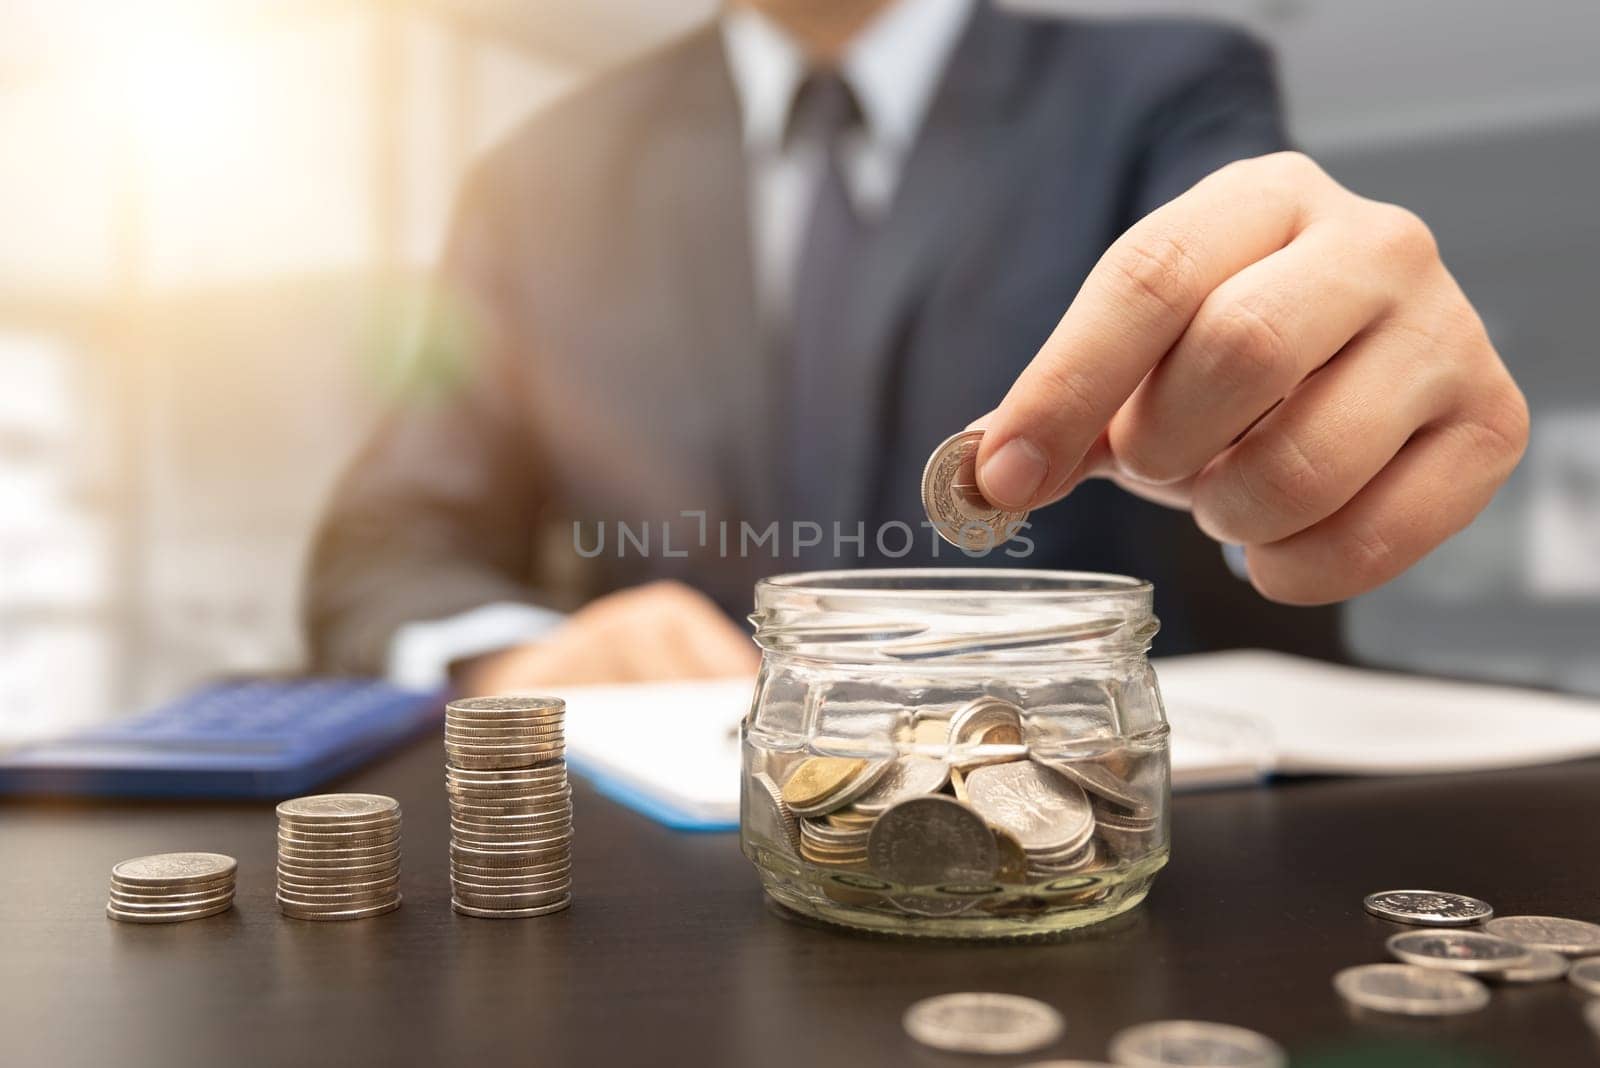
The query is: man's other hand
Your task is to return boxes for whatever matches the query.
[460,581,760,695]
[974,151,1528,605]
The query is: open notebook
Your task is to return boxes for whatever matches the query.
[563,650,1600,831]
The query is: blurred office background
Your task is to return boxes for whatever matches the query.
[2,0,1597,740]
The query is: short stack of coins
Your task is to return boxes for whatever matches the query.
[107,852,237,924]
[275,793,403,920]
[445,696,572,918]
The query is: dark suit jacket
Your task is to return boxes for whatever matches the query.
[305,4,1345,673]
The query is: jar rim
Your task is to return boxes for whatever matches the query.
[757,568,1152,600]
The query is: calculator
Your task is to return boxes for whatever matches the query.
[0,678,444,799]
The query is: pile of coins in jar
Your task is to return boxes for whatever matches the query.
[744,694,1165,919]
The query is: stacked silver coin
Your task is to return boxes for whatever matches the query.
[107,852,237,924]
[276,794,403,920]
[446,696,573,918]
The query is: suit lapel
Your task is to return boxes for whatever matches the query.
[649,31,776,524]
[823,3,1039,526]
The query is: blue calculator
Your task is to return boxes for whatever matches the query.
[0,678,444,799]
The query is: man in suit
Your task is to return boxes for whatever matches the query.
[304,0,1525,693]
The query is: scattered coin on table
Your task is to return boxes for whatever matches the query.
[1362,889,1493,926]
[445,695,573,918]
[1568,957,1600,996]
[1385,929,1532,973]
[1332,964,1491,1016]
[902,992,1064,1055]
[106,852,237,924]
[1106,1019,1286,1068]
[1482,915,1600,956]
[1496,947,1570,983]
[921,430,1029,552]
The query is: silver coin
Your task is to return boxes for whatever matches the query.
[111,874,234,899]
[744,771,800,854]
[276,859,400,880]
[451,888,573,907]
[444,718,564,734]
[105,890,235,912]
[949,696,1025,748]
[449,802,571,822]
[449,824,571,844]
[964,761,1093,854]
[277,842,402,862]
[1569,957,1600,995]
[276,794,399,824]
[448,788,571,808]
[902,992,1063,1055]
[451,866,571,888]
[110,852,237,888]
[1496,948,1570,983]
[279,899,402,921]
[107,899,234,924]
[447,695,564,715]
[277,828,401,849]
[452,896,571,919]
[844,756,950,816]
[1332,963,1490,1016]
[448,751,566,771]
[868,796,998,886]
[449,843,571,866]
[447,764,567,781]
[275,882,403,908]
[1482,915,1600,956]
[444,737,566,754]
[1106,1020,1285,1068]
[921,430,1029,552]
[451,857,571,879]
[1386,930,1532,974]
[277,873,400,895]
[887,893,981,918]
[448,824,572,837]
[1040,759,1147,816]
[108,884,235,906]
[444,711,563,727]
[1362,889,1492,927]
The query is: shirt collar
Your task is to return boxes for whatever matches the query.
[721,0,977,155]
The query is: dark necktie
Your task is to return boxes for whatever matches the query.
[786,70,869,559]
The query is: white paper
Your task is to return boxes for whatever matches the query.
[560,651,1600,827]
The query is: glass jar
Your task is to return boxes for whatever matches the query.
[740,569,1170,939]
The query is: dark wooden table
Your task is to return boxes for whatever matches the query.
[4,738,1598,1067]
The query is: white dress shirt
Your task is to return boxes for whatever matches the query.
[721,0,976,327]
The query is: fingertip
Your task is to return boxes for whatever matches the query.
[977,436,1050,511]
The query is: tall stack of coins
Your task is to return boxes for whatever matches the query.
[275,794,403,920]
[107,852,237,924]
[445,696,572,918]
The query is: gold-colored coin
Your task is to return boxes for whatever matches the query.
[978,722,1023,747]
[826,809,877,830]
[993,830,1029,884]
[949,765,969,801]
[780,757,866,809]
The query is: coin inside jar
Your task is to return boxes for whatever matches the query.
[921,430,1029,552]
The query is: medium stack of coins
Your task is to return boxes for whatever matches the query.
[445,696,572,918]
[106,852,237,923]
[275,794,403,920]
